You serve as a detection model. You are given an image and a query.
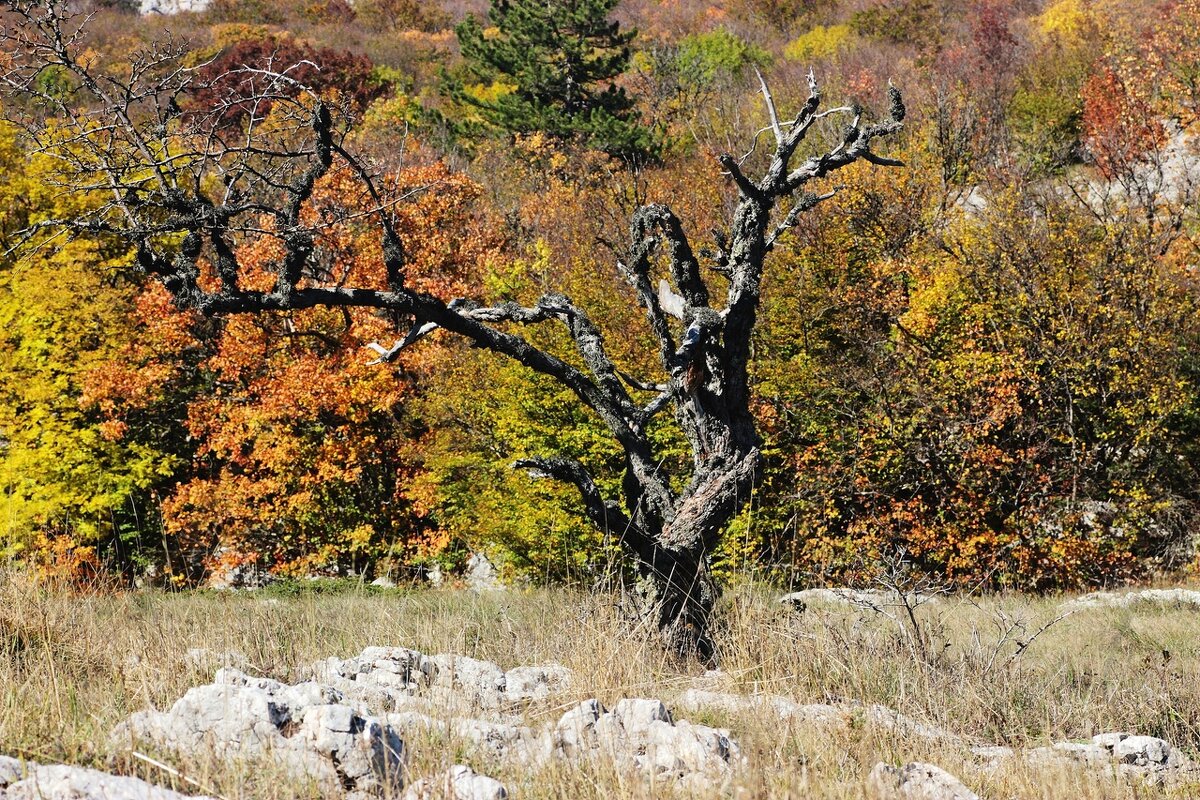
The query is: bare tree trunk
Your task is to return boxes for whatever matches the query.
[0,5,905,657]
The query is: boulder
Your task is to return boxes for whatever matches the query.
[401,765,506,800]
[868,762,980,800]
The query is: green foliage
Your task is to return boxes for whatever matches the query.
[451,0,658,162]
[412,245,624,579]
[675,28,771,87]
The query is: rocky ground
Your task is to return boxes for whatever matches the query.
[3,578,1200,799]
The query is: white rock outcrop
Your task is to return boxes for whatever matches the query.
[113,669,404,796]
[309,646,572,713]
[974,730,1197,784]
[552,698,740,790]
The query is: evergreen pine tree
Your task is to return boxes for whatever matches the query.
[453,0,657,162]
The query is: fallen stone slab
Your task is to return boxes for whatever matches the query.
[401,765,507,800]
[673,689,960,743]
[1061,589,1200,612]
[781,588,941,610]
[112,670,404,796]
[868,761,980,800]
[1,761,215,800]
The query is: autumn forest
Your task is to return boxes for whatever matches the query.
[2,0,1200,604]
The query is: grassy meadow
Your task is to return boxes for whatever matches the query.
[2,571,1199,798]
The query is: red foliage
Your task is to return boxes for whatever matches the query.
[188,34,383,130]
[1081,66,1166,178]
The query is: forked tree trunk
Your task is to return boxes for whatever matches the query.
[636,550,720,660]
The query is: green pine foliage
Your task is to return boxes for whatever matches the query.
[452,0,658,161]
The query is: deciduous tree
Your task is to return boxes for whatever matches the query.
[0,1,904,657]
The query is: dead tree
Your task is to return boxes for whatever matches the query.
[0,3,904,657]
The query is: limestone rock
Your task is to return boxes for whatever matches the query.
[552,698,739,788]
[450,718,548,763]
[401,765,506,800]
[1091,732,1131,750]
[465,554,502,592]
[675,688,838,724]
[310,647,438,712]
[868,761,980,800]
[4,764,215,800]
[430,654,507,709]
[503,664,572,702]
[307,647,572,714]
[114,675,404,796]
[554,699,605,759]
[863,705,962,743]
[139,0,211,13]
[1114,735,1178,768]
[205,555,274,591]
[0,755,29,787]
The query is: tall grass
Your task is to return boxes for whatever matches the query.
[1,570,1198,798]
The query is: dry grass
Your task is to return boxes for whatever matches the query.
[1,570,1199,798]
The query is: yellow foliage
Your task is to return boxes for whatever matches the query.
[1034,0,1094,42]
[784,24,852,62]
